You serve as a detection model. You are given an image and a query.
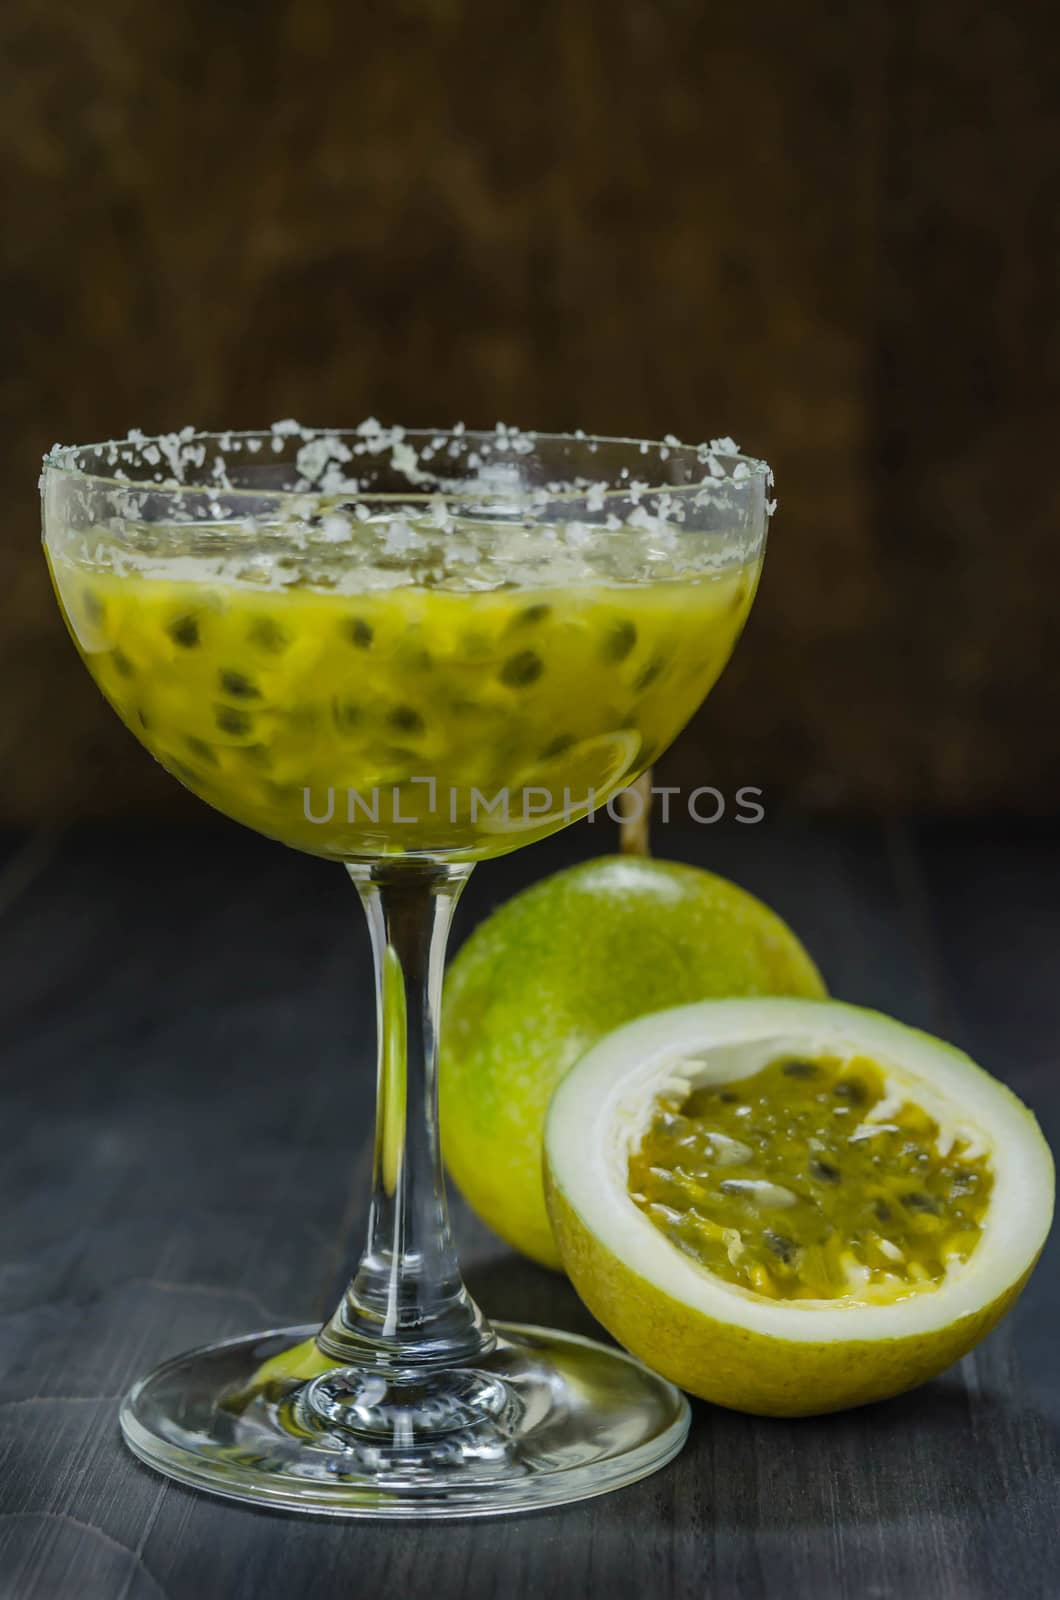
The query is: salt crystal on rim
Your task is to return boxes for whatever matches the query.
[297,435,352,485]
[321,514,352,543]
[382,516,418,556]
[392,439,433,485]
[42,425,771,543]
[429,494,455,534]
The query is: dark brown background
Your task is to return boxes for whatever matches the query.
[4,0,1059,822]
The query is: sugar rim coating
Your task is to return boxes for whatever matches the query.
[40,420,776,512]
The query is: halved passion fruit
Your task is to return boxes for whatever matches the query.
[544,998,1053,1416]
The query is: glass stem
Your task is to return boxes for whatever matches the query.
[319,859,494,1374]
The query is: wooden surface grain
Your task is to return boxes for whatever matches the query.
[1,819,1057,1599]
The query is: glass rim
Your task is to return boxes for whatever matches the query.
[40,423,773,508]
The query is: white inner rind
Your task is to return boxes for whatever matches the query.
[546,998,1054,1342]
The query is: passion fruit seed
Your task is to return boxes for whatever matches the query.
[628,1054,994,1301]
[167,757,206,786]
[219,669,261,699]
[167,615,200,648]
[388,705,425,735]
[634,658,664,692]
[184,736,219,766]
[500,649,545,687]
[602,620,637,661]
[215,706,254,737]
[237,744,273,769]
[247,617,291,654]
[512,603,551,627]
[343,617,374,648]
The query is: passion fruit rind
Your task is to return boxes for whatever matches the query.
[544,997,1054,1416]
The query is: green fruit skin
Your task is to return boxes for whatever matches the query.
[440,856,827,1270]
[545,1172,1039,1416]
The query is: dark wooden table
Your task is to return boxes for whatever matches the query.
[2,819,1057,1599]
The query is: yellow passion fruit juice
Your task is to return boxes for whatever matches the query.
[48,514,755,860]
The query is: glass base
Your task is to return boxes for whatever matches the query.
[119,1322,690,1518]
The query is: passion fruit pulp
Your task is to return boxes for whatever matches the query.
[629,1052,992,1302]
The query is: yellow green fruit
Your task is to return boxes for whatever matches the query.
[545,998,1054,1415]
[440,857,827,1268]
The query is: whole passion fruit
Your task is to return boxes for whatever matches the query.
[440,857,826,1268]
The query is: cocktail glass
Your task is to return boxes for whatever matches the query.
[42,424,771,1517]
